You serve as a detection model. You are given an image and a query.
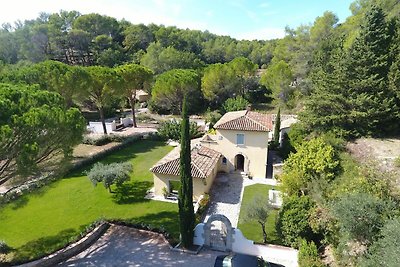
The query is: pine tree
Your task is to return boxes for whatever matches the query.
[303,6,400,137]
[274,107,281,144]
[302,37,354,137]
[178,95,195,248]
[388,23,400,126]
[346,6,398,136]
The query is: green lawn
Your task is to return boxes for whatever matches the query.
[237,184,282,245]
[0,140,177,263]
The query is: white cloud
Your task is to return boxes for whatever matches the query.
[236,27,286,40]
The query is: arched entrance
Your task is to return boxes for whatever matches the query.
[235,154,245,171]
[203,214,233,252]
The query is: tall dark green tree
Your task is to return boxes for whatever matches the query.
[274,107,281,144]
[388,22,400,109]
[302,6,400,137]
[178,95,195,248]
[301,37,353,137]
[345,6,398,135]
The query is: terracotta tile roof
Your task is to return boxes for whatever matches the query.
[214,110,273,132]
[150,146,221,179]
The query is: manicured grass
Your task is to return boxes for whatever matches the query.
[237,184,282,245]
[0,140,176,263]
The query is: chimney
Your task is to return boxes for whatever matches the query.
[246,104,252,111]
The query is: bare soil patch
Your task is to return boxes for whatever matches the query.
[347,137,400,173]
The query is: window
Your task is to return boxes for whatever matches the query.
[236,134,245,145]
[169,180,180,194]
[222,157,227,165]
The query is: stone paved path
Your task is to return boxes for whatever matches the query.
[203,172,244,227]
[60,225,225,267]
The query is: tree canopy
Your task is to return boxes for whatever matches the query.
[85,66,118,134]
[115,63,153,127]
[151,69,202,114]
[0,83,85,184]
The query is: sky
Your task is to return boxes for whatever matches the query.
[0,0,355,40]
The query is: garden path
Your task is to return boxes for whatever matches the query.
[203,172,244,227]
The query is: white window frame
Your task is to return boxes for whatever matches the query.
[236,133,245,145]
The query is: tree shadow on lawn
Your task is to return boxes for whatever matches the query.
[66,140,166,178]
[11,228,79,264]
[8,196,29,210]
[112,181,152,204]
[5,182,60,211]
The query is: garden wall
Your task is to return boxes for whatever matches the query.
[19,223,110,267]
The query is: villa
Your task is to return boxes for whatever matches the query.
[150,109,297,200]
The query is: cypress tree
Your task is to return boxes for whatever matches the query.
[178,95,195,248]
[274,107,281,144]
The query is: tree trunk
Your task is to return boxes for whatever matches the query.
[108,185,113,193]
[129,95,137,128]
[99,107,108,135]
[261,222,267,244]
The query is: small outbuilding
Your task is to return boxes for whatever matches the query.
[150,145,221,200]
[134,89,150,103]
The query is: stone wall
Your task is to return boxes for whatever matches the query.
[20,223,110,267]
[194,222,298,267]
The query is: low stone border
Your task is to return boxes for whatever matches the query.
[19,223,110,267]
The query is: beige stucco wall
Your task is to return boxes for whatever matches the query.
[153,158,220,201]
[202,129,268,178]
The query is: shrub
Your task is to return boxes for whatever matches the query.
[162,187,168,198]
[394,156,400,168]
[221,96,250,114]
[361,217,400,267]
[279,132,295,160]
[136,113,154,123]
[204,110,222,129]
[331,192,391,243]
[195,194,210,222]
[87,162,132,193]
[280,137,339,196]
[158,119,202,141]
[298,239,323,267]
[276,195,317,248]
[0,240,11,254]
[82,135,112,146]
[82,134,143,146]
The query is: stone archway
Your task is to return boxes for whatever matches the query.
[203,214,233,252]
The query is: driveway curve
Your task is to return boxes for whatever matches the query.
[60,225,225,267]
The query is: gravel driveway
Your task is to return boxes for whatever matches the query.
[204,172,244,227]
[60,225,225,267]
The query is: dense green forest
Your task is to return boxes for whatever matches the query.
[0,0,399,120]
[1,0,399,122]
